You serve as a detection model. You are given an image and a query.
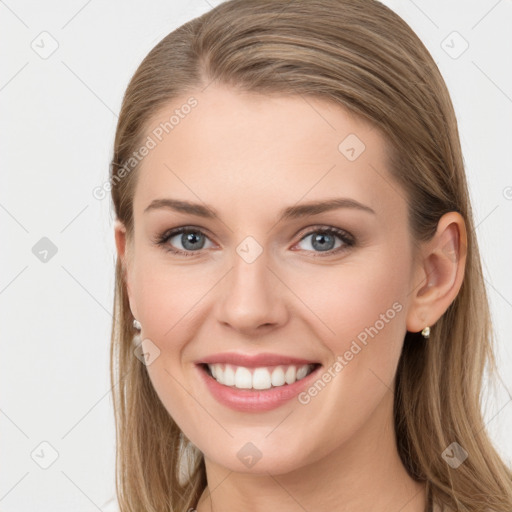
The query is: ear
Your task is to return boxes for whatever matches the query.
[114,219,138,320]
[406,212,468,334]
[114,219,128,262]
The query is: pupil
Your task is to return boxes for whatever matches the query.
[314,233,333,251]
[183,231,203,250]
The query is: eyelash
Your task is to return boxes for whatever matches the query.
[152,225,355,258]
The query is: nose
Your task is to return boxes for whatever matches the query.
[215,248,288,336]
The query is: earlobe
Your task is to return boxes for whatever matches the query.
[406,212,467,334]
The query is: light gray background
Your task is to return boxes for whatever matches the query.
[1,1,511,510]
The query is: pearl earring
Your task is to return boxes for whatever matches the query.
[421,326,430,339]
[132,319,142,347]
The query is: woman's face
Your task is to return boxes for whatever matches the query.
[118,84,422,474]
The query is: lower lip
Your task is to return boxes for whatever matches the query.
[196,363,322,412]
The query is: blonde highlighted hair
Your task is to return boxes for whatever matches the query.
[109,0,512,510]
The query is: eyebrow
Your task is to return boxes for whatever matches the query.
[143,197,375,220]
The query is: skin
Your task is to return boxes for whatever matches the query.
[115,83,467,512]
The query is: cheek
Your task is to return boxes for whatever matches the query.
[130,256,215,419]
[292,253,408,374]
[132,253,215,338]
[288,260,408,441]
[131,257,206,428]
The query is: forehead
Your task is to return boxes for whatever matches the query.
[133,84,404,223]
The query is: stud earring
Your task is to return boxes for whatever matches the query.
[421,326,430,339]
[132,319,142,347]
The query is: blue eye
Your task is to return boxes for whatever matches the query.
[153,225,355,257]
[154,227,214,257]
[295,227,354,254]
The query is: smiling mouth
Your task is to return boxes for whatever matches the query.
[199,362,322,391]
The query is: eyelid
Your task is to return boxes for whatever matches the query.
[294,224,354,242]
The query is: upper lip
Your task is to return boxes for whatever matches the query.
[196,352,320,368]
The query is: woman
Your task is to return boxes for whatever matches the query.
[108,0,512,510]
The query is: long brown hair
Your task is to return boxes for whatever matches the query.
[109,1,512,510]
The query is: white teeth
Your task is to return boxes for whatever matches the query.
[296,365,309,380]
[271,366,286,387]
[234,367,252,389]
[223,364,235,386]
[285,366,296,384]
[253,368,271,390]
[206,363,316,390]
